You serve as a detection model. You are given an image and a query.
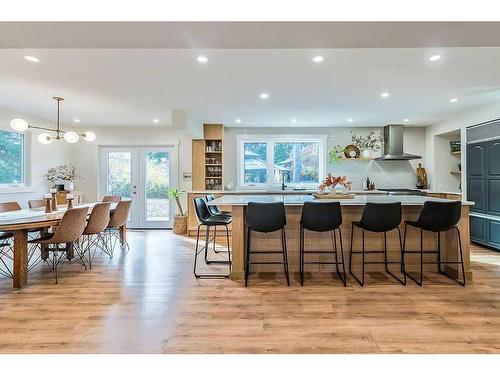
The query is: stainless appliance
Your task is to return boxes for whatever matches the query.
[375,124,422,161]
[378,188,424,196]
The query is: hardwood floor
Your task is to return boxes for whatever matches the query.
[0,230,499,353]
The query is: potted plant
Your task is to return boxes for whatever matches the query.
[168,188,187,235]
[47,165,83,191]
[328,145,344,164]
[350,130,383,158]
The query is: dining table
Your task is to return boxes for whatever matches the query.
[0,201,124,289]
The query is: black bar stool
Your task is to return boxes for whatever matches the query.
[205,194,231,254]
[193,197,231,278]
[300,201,346,286]
[349,202,406,286]
[403,200,465,286]
[245,202,289,286]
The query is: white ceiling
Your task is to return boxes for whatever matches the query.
[0,47,500,128]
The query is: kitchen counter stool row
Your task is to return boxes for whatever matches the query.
[192,197,466,287]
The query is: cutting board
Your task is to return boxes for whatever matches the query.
[313,192,355,200]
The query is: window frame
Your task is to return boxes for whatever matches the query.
[0,129,31,190]
[236,134,326,190]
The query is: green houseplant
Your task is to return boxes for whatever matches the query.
[168,188,187,235]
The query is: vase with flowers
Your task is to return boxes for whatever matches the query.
[47,165,83,191]
[350,130,383,159]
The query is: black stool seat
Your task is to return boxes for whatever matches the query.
[205,194,232,217]
[245,202,289,286]
[299,201,346,286]
[193,197,231,278]
[402,200,465,286]
[349,202,406,286]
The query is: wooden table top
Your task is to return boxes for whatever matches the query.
[0,202,118,231]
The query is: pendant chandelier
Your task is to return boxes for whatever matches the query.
[10,96,96,144]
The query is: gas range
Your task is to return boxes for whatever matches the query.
[377,188,424,196]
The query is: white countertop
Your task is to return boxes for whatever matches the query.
[189,189,387,195]
[207,194,474,206]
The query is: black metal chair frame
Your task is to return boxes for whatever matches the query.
[245,227,290,287]
[194,222,231,278]
[403,224,465,286]
[349,224,406,287]
[205,195,232,254]
[300,225,347,286]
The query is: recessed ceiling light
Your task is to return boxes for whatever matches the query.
[197,55,208,63]
[24,55,40,63]
[449,98,459,103]
[291,118,297,123]
[403,118,410,122]
[153,119,159,123]
[73,118,81,123]
[259,92,269,100]
[380,92,390,98]
[312,55,324,63]
[347,119,354,123]
[429,54,441,62]
[235,118,242,123]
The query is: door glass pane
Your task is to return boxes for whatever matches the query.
[243,142,267,184]
[273,142,320,184]
[145,151,169,221]
[107,152,132,199]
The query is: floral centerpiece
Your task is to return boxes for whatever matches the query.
[47,165,83,191]
[318,173,352,193]
[351,130,383,158]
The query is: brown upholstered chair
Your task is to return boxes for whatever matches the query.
[80,202,111,268]
[30,207,89,283]
[105,200,131,255]
[102,195,121,203]
[28,199,46,209]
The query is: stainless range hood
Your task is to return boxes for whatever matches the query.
[375,124,421,161]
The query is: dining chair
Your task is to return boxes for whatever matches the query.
[29,207,89,283]
[102,195,122,203]
[0,202,44,278]
[105,200,131,257]
[28,199,46,209]
[80,202,111,269]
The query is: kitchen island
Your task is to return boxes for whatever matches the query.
[207,194,474,284]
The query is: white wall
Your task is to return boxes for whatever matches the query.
[425,102,500,194]
[0,108,74,207]
[224,126,426,190]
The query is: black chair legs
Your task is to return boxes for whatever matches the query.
[403,225,466,286]
[244,228,290,287]
[194,223,231,278]
[349,224,406,287]
[300,226,346,286]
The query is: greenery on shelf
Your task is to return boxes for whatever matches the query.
[350,130,383,151]
[47,165,83,182]
[167,188,185,216]
[328,145,345,164]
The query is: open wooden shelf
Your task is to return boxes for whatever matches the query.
[340,157,376,161]
[451,151,461,155]
[450,171,462,175]
[192,124,224,191]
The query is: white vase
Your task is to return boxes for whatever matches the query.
[362,149,370,159]
[64,181,74,191]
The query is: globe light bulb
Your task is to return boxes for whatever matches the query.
[37,133,52,145]
[10,118,29,132]
[82,131,96,142]
[64,131,79,143]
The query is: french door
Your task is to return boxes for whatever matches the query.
[99,146,177,228]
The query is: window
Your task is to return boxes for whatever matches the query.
[0,130,24,185]
[238,135,325,188]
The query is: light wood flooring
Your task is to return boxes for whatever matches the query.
[0,230,499,353]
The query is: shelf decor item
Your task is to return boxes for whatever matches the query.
[168,188,187,235]
[350,130,383,158]
[344,144,361,159]
[328,145,345,164]
[450,140,461,154]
